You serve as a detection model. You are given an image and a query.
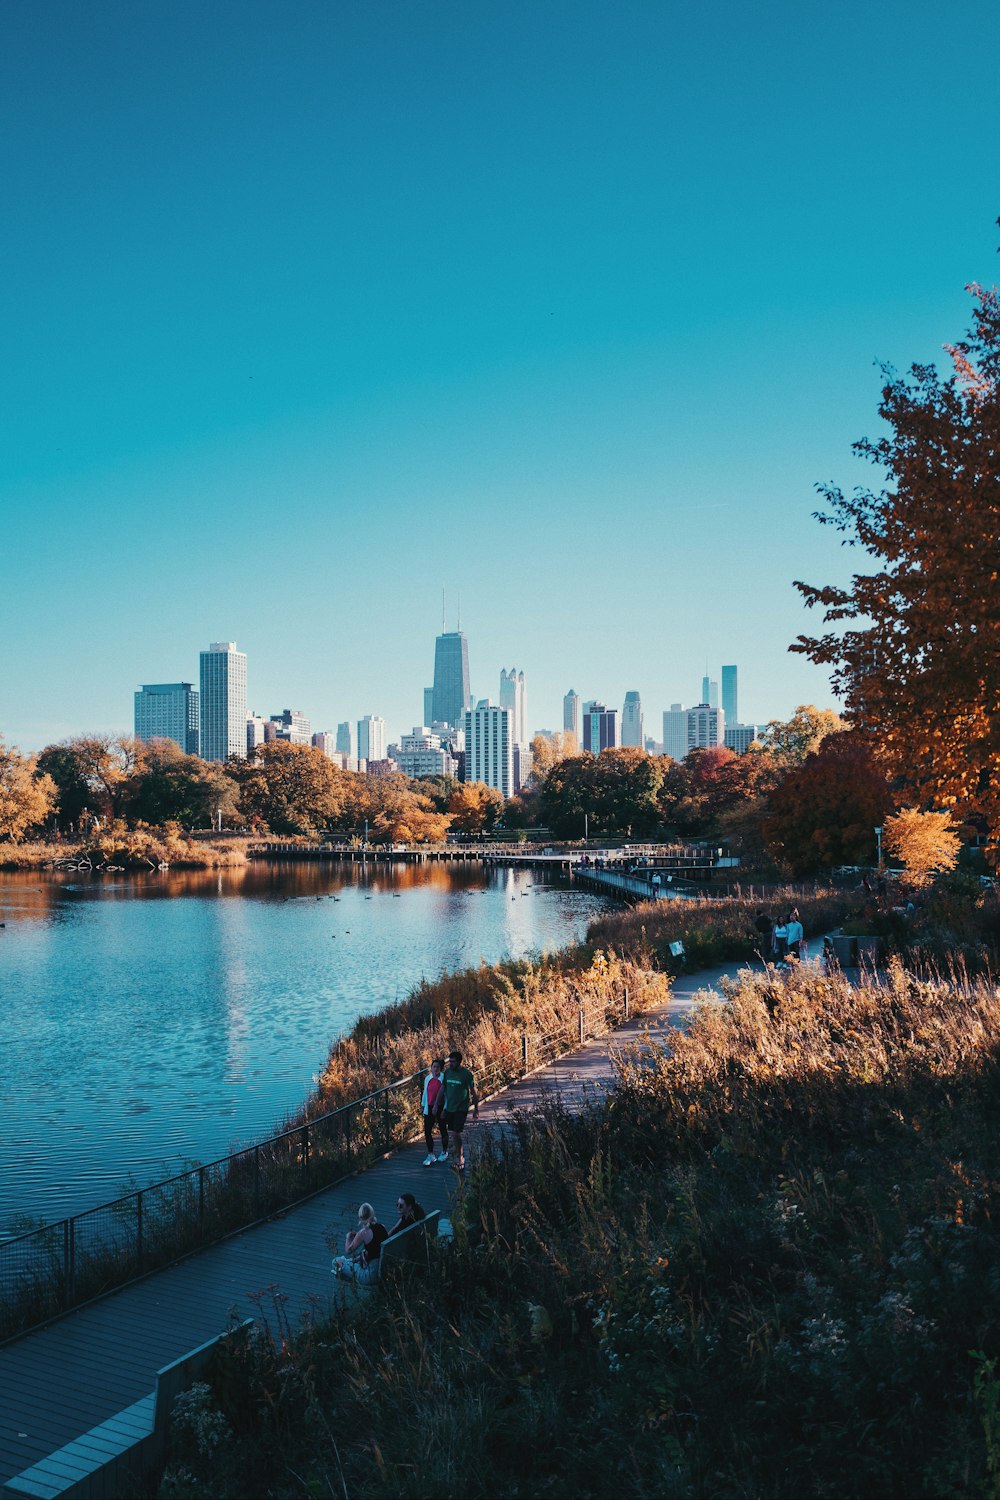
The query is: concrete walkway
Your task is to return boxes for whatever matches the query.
[0,950,767,1489]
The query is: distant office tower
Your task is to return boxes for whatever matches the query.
[464,701,513,797]
[644,736,663,755]
[431,631,471,728]
[311,731,338,757]
[621,691,644,749]
[423,687,435,726]
[268,709,311,744]
[336,721,355,757]
[688,703,725,751]
[392,727,458,779]
[663,704,689,762]
[581,702,619,755]
[513,741,533,794]
[499,668,528,746]
[701,675,720,711]
[357,715,387,762]
[199,642,247,762]
[721,665,738,725]
[724,723,760,754]
[563,689,580,740]
[247,714,266,754]
[134,683,199,755]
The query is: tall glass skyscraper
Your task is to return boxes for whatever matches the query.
[621,690,643,748]
[431,631,471,728]
[134,683,199,754]
[721,665,738,724]
[199,642,248,761]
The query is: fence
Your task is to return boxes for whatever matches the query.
[0,982,639,1344]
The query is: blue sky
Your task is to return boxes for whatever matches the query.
[2,0,998,750]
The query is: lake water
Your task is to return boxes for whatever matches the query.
[0,860,616,1231]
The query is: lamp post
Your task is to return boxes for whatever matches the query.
[874,825,883,873]
[584,812,588,844]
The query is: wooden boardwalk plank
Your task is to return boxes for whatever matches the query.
[0,953,758,1486]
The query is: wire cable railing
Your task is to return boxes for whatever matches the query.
[1,983,639,1344]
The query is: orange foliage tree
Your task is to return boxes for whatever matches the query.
[883,809,961,886]
[793,272,1000,864]
[762,733,891,876]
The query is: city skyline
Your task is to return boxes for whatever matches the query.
[3,3,998,752]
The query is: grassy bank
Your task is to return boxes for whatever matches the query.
[0,829,251,869]
[587,882,864,970]
[159,958,1000,1500]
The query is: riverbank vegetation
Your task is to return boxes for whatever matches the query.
[158,957,1000,1499]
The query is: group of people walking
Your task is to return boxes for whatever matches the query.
[754,907,805,963]
[331,1050,478,1285]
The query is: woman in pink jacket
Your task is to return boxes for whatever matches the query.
[421,1057,448,1165]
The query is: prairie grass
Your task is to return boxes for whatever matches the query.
[587,882,864,969]
[0,830,251,869]
[161,958,1000,1499]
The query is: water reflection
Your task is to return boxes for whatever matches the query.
[0,861,615,1230]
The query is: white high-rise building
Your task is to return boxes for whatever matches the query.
[199,642,247,762]
[246,713,267,753]
[357,715,387,762]
[464,700,512,797]
[499,668,528,747]
[663,704,689,762]
[688,703,725,751]
[724,723,760,754]
[621,691,644,749]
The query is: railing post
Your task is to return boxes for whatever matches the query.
[383,1089,390,1145]
[198,1166,205,1229]
[345,1104,352,1156]
[578,1007,585,1044]
[63,1219,73,1309]
[623,986,629,1020]
[136,1192,143,1273]
[254,1144,261,1217]
[521,1034,528,1072]
[302,1123,310,1188]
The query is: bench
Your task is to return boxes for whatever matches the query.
[379,1209,441,1275]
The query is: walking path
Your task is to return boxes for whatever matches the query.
[0,950,768,1491]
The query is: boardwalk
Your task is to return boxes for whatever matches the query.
[0,952,762,1491]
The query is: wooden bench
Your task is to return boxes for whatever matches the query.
[379,1209,441,1276]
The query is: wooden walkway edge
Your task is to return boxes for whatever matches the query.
[0,951,771,1491]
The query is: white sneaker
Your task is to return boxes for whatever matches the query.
[422,1154,435,1166]
[436,1151,449,1162]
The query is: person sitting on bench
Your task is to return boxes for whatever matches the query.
[332,1202,388,1284]
[387,1192,426,1238]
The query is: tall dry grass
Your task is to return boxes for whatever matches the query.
[161,958,1000,1499]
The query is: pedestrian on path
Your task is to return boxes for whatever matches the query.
[785,911,804,961]
[442,1049,479,1172]
[331,1202,388,1284]
[772,915,789,961]
[421,1057,448,1165]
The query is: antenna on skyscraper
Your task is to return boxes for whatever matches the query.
[457,591,461,630]
[442,588,446,633]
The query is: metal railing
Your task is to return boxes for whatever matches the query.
[1,983,639,1344]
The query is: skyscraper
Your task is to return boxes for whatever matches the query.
[663,704,689,762]
[563,689,580,740]
[721,665,738,725]
[357,714,387,762]
[464,700,512,796]
[499,668,528,746]
[688,703,725,751]
[134,683,199,754]
[268,709,311,744]
[581,703,619,755]
[431,631,471,728]
[702,675,720,710]
[199,642,247,762]
[621,691,644,748]
[336,721,355,756]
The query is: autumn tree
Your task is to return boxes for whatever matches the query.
[0,741,57,841]
[794,272,1000,863]
[538,750,664,838]
[343,772,452,844]
[883,808,961,887]
[529,731,579,784]
[447,782,505,836]
[35,743,91,827]
[39,735,143,823]
[761,732,891,876]
[128,740,240,827]
[232,742,349,834]
[753,705,843,765]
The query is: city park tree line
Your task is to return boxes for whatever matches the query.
[4,259,1000,886]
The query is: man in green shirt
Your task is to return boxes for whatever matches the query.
[442,1049,479,1171]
